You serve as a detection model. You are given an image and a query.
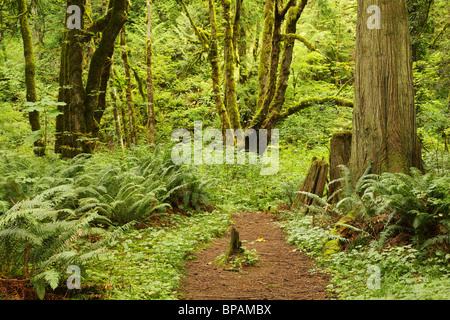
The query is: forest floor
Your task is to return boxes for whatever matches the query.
[179,211,331,300]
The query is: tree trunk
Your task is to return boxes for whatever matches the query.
[222,0,241,130]
[146,0,155,144]
[292,157,328,215]
[120,26,137,145]
[263,0,308,127]
[208,0,232,139]
[65,0,88,158]
[56,0,128,158]
[328,130,352,203]
[18,0,45,156]
[225,227,244,260]
[110,82,124,149]
[351,0,423,181]
[84,0,129,150]
[255,0,275,112]
[250,0,295,130]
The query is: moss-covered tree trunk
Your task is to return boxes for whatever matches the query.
[255,0,274,113]
[351,0,423,181]
[18,0,45,156]
[222,0,241,130]
[65,0,88,158]
[56,0,129,157]
[249,0,296,131]
[262,0,308,130]
[120,26,137,145]
[208,0,232,139]
[146,0,155,144]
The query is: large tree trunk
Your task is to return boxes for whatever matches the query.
[18,0,45,156]
[56,0,129,157]
[146,0,155,144]
[351,0,423,181]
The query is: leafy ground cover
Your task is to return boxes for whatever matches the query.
[283,213,450,300]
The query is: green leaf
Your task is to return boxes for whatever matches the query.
[25,130,43,143]
[24,105,45,112]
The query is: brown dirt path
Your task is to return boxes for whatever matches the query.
[179,211,331,300]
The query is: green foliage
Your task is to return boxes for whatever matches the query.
[364,168,450,249]
[0,194,130,299]
[85,210,231,300]
[283,214,450,300]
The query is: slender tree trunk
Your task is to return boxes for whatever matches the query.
[264,0,308,127]
[250,0,295,130]
[146,0,155,144]
[84,0,129,149]
[255,0,275,112]
[110,84,124,150]
[120,26,137,145]
[18,0,45,156]
[222,0,241,129]
[55,32,68,155]
[351,0,423,180]
[65,0,87,158]
[208,0,232,138]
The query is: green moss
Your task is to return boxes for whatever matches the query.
[322,239,341,258]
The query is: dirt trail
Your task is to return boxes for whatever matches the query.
[179,211,331,300]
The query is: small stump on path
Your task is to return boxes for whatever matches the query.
[216,227,258,270]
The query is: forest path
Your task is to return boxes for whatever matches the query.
[179,211,331,300]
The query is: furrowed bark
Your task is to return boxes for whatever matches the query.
[351,0,423,181]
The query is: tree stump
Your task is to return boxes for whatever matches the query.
[220,227,244,264]
[291,156,329,214]
[328,130,352,203]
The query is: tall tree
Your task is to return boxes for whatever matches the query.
[56,0,129,157]
[351,0,423,180]
[17,0,45,156]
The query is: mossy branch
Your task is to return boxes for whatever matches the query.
[281,33,330,60]
[261,96,353,129]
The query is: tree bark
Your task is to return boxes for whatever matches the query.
[17,0,45,156]
[292,157,328,215]
[328,130,352,203]
[351,0,423,181]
